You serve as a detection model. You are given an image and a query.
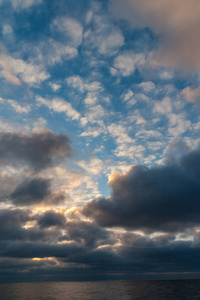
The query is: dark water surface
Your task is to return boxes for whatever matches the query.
[0,279,200,300]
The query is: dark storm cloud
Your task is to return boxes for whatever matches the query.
[38,214,113,247]
[0,130,71,170]
[10,177,65,206]
[38,211,66,228]
[0,209,45,241]
[62,220,112,248]
[0,241,84,259]
[11,178,50,205]
[0,209,31,227]
[82,148,200,232]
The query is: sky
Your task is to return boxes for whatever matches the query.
[0,0,200,282]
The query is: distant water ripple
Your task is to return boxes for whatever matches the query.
[0,279,200,300]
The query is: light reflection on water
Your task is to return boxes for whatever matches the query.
[0,279,200,300]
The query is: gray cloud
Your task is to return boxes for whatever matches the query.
[38,211,66,228]
[0,130,71,171]
[10,178,65,206]
[63,220,112,248]
[82,148,200,232]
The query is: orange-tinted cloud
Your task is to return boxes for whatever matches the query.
[110,0,200,71]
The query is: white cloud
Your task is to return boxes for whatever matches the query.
[108,123,145,159]
[194,121,200,131]
[139,81,155,92]
[168,113,191,137]
[50,82,61,91]
[45,39,78,65]
[113,51,145,76]
[33,117,47,131]
[84,93,98,106]
[147,141,164,151]
[7,100,31,113]
[36,96,81,122]
[153,97,172,115]
[78,157,103,176]
[85,105,106,124]
[128,110,147,125]
[0,0,42,10]
[159,70,173,80]
[2,24,13,35]
[121,89,134,102]
[136,129,163,139]
[121,89,136,107]
[0,97,30,114]
[66,75,104,94]
[181,87,200,103]
[84,15,124,55]
[0,53,49,85]
[53,17,83,47]
[80,126,103,138]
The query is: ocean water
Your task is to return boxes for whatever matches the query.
[0,279,200,300]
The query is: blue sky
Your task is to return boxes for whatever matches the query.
[0,0,200,281]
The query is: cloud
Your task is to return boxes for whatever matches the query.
[110,0,200,70]
[40,39,78,65]
[153,97,172,115]
[38,211,66,228]
[0,97,30,114]
[52,17,83,47]
[0,209,31,228]
[10,178,65,206]
[113,51,145,76]
[0,0,42,10]
[63,220,111,248]
[36,96,83,124]
[108,123,145,160]
[181,87,200,103]
[0,53,49,86]
[82,147,200,232]
[0,130,71,171]
[66,75,104,94]
[84,15,124,55]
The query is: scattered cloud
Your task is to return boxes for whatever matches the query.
[113,51,145,76]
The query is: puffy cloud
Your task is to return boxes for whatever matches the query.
[84,16,124,55]
[63,220,111,248]
[0,130,71,171]
[66,75,104,94]
[110,0,200,70]
[139,81,155,92]
[52,17,83,47]
[153,97,172,115]
[0,97,30,114]
[38,211,66,228]
[108,123,145,160]
[42,39,78,65]
[0,53,49,86]
[0,0,42,10]
[82,148,200,232]
[181,87,200,103]
[10,178,65,206]
[113,51,145,76]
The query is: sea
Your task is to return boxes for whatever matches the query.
[0,279,200,300]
